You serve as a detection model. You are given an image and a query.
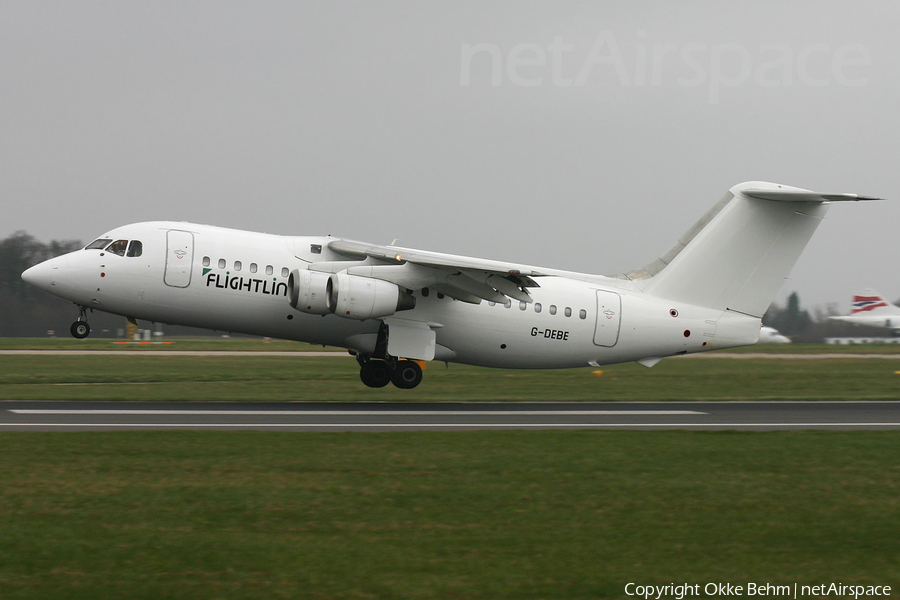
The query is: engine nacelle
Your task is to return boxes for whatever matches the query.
[327,272,415,320]
[288,269,331,315]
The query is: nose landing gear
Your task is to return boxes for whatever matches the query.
[70,306,91,339]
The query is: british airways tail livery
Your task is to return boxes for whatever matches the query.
[829,289,900,331]
[22,182,877,389]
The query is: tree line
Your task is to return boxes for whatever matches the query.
[763,291,893,342]
[0,231,208,337]
[0,231,87,336]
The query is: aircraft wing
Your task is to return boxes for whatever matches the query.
[316,239,543,304]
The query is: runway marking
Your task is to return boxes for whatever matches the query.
[9,409,705,416]
[2,423,900,429]
[0,350,343,356]
[4,350,900,359]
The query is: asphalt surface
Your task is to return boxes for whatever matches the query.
[2,401,900,431]
[3,350,900,359]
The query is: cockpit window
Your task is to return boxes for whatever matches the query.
[107,240,129,256]
[86,238,112,250]
[126,240,143,258]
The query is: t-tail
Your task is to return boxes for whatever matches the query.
[621,181,880,340]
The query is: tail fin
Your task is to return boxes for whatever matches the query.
[625,181,878,318]
[851,290,900,315]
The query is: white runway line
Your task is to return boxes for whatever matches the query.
[9,409,706,416]
[4,350,900,359]
[3,422,900,428]
[0,350,343,356]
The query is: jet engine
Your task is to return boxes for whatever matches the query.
[326,272,415,320]
[288,269,331,315]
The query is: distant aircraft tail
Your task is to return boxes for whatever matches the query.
[624,181,879,318]
[850,290,900,315]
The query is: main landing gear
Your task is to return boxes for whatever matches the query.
[356,323,426,389]
[358,356,424,389]
[70,306,91,339]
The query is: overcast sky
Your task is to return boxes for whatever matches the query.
[2,2,898,313]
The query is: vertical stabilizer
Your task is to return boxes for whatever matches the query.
[850,290,900,315]
[627,182,878,318]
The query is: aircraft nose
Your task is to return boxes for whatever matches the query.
[21,259,55,291]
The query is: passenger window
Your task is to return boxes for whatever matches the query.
[437,292,445,299]
[580,309,587,319]
[218,259,226,269]
[281,267,289,278]
[422,288,429,297]
[86,238,112,250]
[202,256,210,267]
[126,240,143,258]
[234,261,242,271]
[534,303,542,313]
[107,240,128,256]
[250,263,258,273]
[549,305,557,315]
[565,307,572,317]
[504,299,512,308]
[266,265,273,276]
[519,301,527,311]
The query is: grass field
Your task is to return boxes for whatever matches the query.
[1,340,899,598]
[2,431,899,599]
[2,341,900,402]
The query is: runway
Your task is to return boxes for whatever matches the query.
[3,401,900,431]
[3,350,900,359]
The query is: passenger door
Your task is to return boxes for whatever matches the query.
[593,290,621,347]
[164,229,194,288]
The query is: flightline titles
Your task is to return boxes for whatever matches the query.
[625,582,891,599]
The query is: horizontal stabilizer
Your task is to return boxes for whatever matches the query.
[742,188,883,203]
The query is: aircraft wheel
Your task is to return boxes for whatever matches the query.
[360,360,391,388]
[391,360,423,389]
[70,321,91,339]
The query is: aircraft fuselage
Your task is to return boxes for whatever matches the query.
[24,221,751,370]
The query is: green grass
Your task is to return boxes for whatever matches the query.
[2,352,900,402]
[0,336,340,352]
[2,341,900,598]
[1,431,899,599]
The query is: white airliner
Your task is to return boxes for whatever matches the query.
[759,326,791,344]
[829,290,900,332]
[22,182,876,389]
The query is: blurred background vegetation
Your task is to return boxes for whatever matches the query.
[1,231,212,337]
